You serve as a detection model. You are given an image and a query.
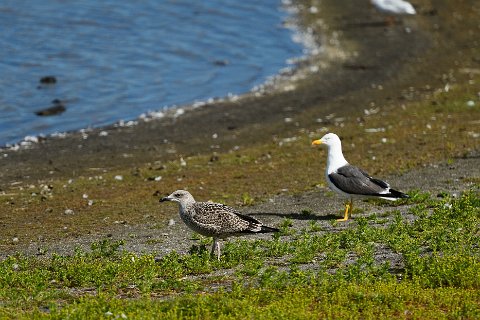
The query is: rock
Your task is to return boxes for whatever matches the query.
[213,59,229,66]
[39,76,57,84]
[35,103,66,116]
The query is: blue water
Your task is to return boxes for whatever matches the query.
[0,0,303,146]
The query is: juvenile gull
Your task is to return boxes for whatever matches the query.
[160,190,278,259]
[312,133,409,221]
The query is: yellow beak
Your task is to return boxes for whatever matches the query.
[311,139,322,146]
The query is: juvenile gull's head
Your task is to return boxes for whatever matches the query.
[160,190,195,207]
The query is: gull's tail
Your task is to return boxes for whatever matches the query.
[381,188,410,200]
[236,212,280,233]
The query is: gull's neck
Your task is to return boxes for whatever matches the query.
[326,143,348,174]
[180,199,195,209]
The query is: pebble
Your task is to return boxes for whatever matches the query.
[174,109,185,117]
[365,127,385,133]
[24,136,39,143]
[180,158,187,167]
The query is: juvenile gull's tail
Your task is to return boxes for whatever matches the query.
[235,212,279,233]
[258,225,280,233]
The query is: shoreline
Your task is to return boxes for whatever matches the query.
[0,0,318,152]
[0,0,428,185]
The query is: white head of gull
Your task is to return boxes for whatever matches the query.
[312,133,409,221]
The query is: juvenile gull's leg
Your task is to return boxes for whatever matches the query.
[210,238,221,260]
[210,238,216,256]
[215,240,221,261]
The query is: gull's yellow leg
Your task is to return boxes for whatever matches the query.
[337,199,353,222]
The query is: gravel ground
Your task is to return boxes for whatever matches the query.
[6,153,478,261]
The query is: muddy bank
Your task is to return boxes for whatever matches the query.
[0,0,436,185]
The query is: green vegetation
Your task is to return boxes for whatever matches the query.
[1,188,478,318]
[0,1,479,318]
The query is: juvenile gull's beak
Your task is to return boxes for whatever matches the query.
[159,197,171,203]
[311,139,322,146]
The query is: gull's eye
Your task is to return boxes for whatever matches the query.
[174,193,181,198]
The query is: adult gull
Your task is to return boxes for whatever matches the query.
[312,133,409,221]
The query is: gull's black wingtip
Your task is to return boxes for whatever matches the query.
[389,188,410,199]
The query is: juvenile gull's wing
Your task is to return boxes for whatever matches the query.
[191,202,263,234]
[328,165,390,196]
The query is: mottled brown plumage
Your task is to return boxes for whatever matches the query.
[160,190,278,259]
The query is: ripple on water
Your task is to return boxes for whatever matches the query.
[0,0,304,145]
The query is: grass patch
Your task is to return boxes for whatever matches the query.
[0,187,478,318]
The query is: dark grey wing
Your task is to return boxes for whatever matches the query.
[357,167,390,189]
[329,165,389,196]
